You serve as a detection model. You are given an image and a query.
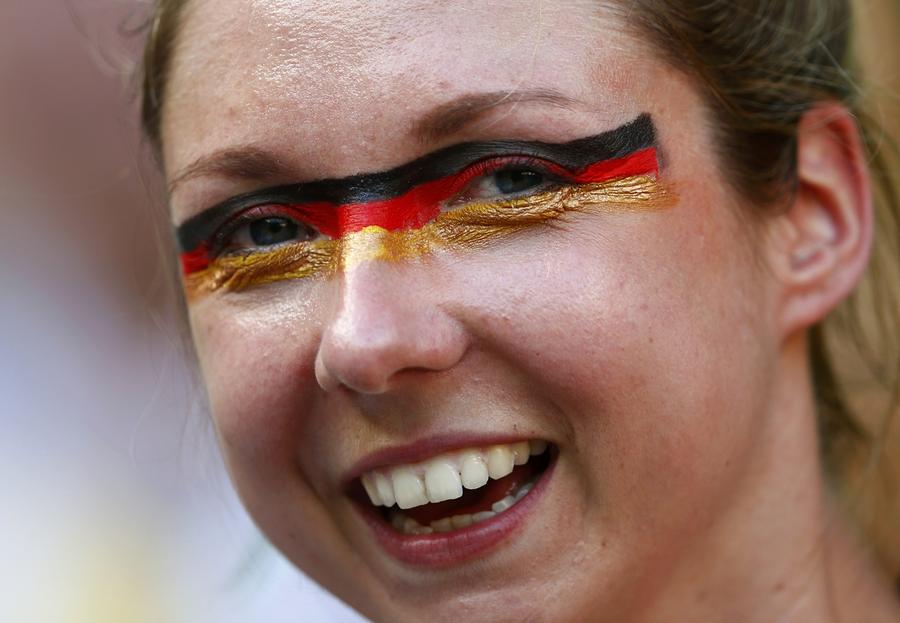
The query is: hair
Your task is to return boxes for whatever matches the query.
[139,0,900,583]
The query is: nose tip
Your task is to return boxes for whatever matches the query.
[314,322,403,394]
[314,267,468,395]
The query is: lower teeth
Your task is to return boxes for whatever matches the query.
[389,478,536,535]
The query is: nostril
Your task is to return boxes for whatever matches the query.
[314,350,342,392]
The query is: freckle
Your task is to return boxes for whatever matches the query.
[773,581,785,593]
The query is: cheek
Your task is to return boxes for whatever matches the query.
[459,176,772,527]
[188,292,325,466]
[591,198,770,526]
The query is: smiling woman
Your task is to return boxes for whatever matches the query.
[140,1,900,621]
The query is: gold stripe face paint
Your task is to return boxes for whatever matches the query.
[176,114,674,299]
[184,175,672,297]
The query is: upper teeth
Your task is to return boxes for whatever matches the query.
[359,439,548,510]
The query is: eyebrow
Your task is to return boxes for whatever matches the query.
[168,146,289,195]
[413,89,580,142]
[168,89,580,195]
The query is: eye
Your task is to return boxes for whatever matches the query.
[493,169,546,195]
[465,167,549,200]
[249,216,300,246]
[447,157,567,208]
[217,207,320,254]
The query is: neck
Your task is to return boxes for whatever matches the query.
[643,332,900,622]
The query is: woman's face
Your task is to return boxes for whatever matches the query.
[163,1,779,620]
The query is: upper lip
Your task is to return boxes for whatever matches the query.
[341,431,544,489]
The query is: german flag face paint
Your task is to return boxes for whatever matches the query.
[176,114,673,298]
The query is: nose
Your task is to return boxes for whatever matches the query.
[314,261,469,394]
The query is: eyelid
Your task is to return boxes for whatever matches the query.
[453,155,575,189]
[209,203,317,255]
[442,155,575,205]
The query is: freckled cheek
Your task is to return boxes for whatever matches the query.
[507,194,761,457]
[187,302,322,463]
[594,217,766,511]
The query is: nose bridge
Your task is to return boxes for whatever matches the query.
[315,260,467,394]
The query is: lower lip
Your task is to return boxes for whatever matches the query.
[355,454,556,568]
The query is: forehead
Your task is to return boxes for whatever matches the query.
[162,0,653,180]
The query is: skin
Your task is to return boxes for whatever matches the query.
[161,1,900,621]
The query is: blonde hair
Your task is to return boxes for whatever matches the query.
[139,0,900,583]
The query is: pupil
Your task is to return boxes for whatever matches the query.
[249,217,300,246]
[495,169,542,195]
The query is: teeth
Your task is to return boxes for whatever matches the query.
[392,468,428,509]
[487,445,515,479]
[359,439,549,510]
[491,494,515,513]
[431,518,454,533]
[424,461,463,503]
[389,475,539,535]
[399,516,434,535]
[373,472,395,508]
[361,473,382,506]
[515,482,532,500]
[460,452,489,490]
[511,441,530,465]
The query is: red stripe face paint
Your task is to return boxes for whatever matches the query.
[175,114,674,296]
[306,146,658,237]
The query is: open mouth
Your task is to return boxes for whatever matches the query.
[349,440,554,538]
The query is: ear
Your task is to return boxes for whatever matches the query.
[766,103,874,339]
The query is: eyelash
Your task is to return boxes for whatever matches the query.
[207,155,575,257]
[208,204,320,256]
[443,156,570,205]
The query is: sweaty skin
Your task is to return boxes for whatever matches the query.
[160,1,896,621]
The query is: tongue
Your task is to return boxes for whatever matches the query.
[403,461,539,525]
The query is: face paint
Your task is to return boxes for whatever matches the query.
[177,114,673,297]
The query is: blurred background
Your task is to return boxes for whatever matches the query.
[0,1,896,622]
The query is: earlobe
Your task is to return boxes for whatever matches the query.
[769,103,873,338]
